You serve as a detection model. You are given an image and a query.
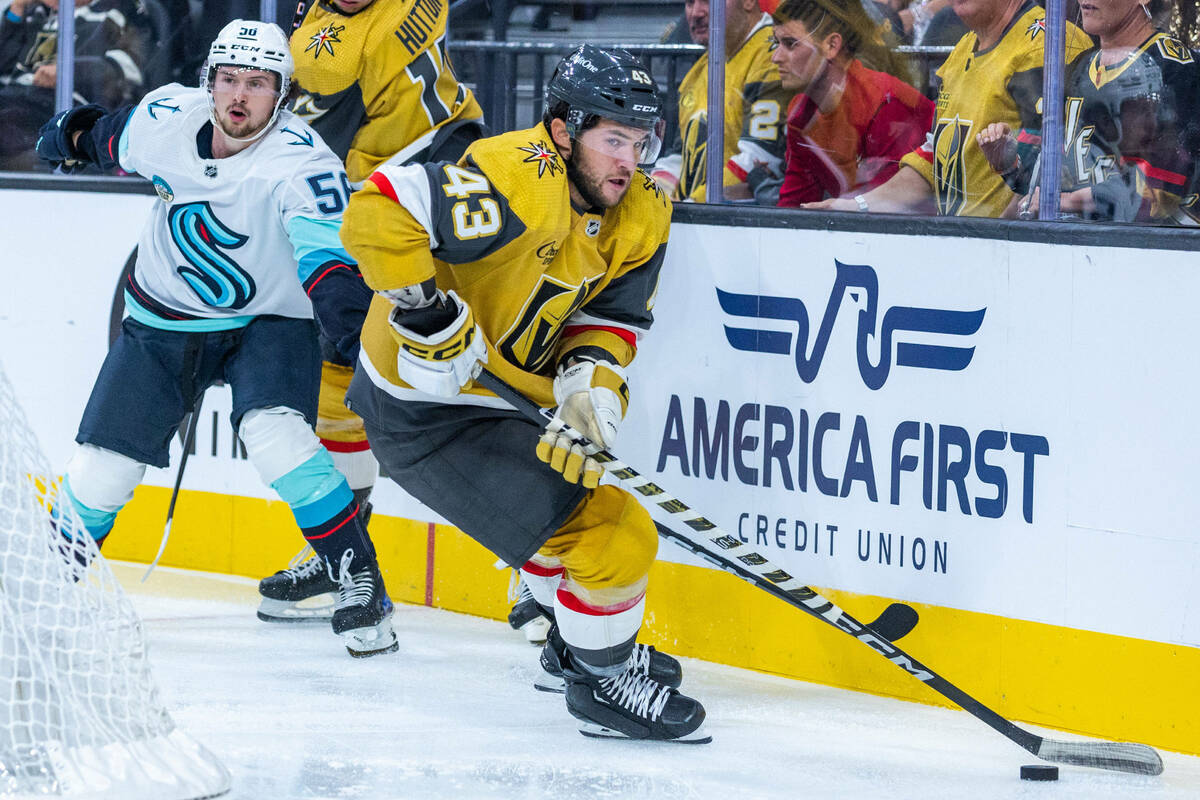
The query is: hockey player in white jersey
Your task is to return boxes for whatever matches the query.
[34,19,395,659]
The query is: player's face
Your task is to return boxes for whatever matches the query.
[210,67,279,139]
[568,121,653,209]
[770,20,825,91]
[1078,0,1148,39]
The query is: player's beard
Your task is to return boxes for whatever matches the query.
[566,148,629,210]
[216,102,271,140]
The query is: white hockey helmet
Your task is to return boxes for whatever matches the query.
[202,19,294,141]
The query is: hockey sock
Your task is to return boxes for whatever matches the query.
[271,451,376,573]
[324,440,377,496]
[60,476,117,541]
[520,560,564,616]
[553,583,645,677]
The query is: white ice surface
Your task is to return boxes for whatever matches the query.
[118,564,1200,800]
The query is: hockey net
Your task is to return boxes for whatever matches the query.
[0,359,230,799]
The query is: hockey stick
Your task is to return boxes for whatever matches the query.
[475,368,1163,776]
[141,391,204,582]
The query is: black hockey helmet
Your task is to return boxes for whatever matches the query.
[544,45,666,164]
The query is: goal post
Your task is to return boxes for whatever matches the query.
[0,358,230,799]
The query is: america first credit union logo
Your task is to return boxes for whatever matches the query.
[717,260,985,390]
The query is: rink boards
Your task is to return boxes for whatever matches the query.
[2,183,1198,755]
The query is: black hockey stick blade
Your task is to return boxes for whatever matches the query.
[866,603,919,642]
[142,391,204,582]
[1036,738,1162,775]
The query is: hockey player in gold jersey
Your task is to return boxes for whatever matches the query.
[341,45,710,743]
[653,0,794,202]
[809,0,1091,216]
[290,0,484,184]
[257,0,490,622]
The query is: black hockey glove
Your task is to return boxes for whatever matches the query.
[35,104,106,172]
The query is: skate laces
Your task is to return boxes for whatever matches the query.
[330,549,373,610]
[630,644,654,675]
[599,667,673,721]
[281,546,323,583]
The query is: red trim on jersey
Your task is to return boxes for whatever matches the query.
[320,438,371,453]
[107,135,117,161]
[521,561,565,578]
[1016,130,1042,146]
[368,172,399,202]
[912,147,934,164]
[1125,156,1186,187]
[562,324,638,350]
[305,263,351,295]
[556,587,644,616]
[726,158,748,181]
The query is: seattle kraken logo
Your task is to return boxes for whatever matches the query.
[717,261,985,390]
[168,202,256,309]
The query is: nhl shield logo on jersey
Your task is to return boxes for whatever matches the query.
[306,23,344,59]
[517,141,563,178]
[585,218,601,237]
[152,175,174,202]
[204,164,218,178]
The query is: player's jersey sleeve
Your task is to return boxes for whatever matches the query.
[342,157,526,292]
[102,83,190,177]
[277,142,371,360]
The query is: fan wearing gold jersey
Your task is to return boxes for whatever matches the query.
[256,0,489,623]
[652,0,794,202]
[809,0,1091,216]
[341,45,711,743]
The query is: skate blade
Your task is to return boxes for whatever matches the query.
[521,616,551,645]
[256,595,335,623]
[577,721,712,744]
[532,672,566,694]
[342,619,399,659]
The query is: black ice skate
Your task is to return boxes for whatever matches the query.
[330,551,398,658]
[256,546,338,623]
[563,655,709,744]
[535,624,682,694]
[507,576,550,645]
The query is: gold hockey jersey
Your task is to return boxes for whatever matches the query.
[900,1,1091,216]
[291,0,483,182]
[674,15,793,202]
[342,124,672,408]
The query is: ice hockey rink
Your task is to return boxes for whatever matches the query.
[119,563,1200,800]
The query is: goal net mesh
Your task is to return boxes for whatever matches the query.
[0,358,229,798]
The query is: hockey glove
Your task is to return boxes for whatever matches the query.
[536,360,629,489]
[35,104,106,172]
[387,289,487,397]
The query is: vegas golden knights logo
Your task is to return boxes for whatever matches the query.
[679,114,708,199]
[932,117,972,216]
[1157,35,1193,64]
[498,275,603,371]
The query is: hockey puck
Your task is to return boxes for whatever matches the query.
[1020,764,1059,781]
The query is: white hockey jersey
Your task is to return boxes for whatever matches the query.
[117,85,354,330]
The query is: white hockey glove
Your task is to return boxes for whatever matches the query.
[387,289,487,398]
[536,360,629,489]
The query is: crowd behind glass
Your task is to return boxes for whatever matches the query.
[3,0,1197,226]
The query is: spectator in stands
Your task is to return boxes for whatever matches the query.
[0,0,145,170]
[651,0,794,201]
[806,0,1092,216]
[762,0,934,206]
[977,0,1200,223]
